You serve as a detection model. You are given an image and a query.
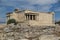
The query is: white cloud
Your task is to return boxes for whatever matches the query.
[54,7,60,11]
[0,7,7,13]
[38,5,52,12]
[0,0,59,12]
[27,0,58,5]
[1,0,58,6]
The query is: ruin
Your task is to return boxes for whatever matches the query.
[6,9,55,26]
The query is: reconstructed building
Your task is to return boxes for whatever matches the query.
[6,9,55,26]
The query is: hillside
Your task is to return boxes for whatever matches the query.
[0,24,60,40]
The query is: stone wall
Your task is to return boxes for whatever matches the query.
[28,12,55,26]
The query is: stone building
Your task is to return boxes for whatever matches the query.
[6,9,55,26]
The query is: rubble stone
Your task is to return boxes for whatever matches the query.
[0,24,59,40]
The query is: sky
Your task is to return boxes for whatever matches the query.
[0,0,60,22]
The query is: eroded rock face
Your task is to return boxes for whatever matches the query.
[40,35,58,40]
[0,24,59,40]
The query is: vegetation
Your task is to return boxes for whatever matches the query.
[55,21,60,25]
[7,19,17,25]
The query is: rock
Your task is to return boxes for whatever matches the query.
[4,27,11,32]
[40,35,59,40]
[0,24,59,40]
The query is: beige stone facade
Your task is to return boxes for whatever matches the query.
[6,9,55,26]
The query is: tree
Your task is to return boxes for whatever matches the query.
[7,19,17,25]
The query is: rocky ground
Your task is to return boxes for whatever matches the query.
[0,23,60,40]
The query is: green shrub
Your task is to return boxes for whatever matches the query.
[7,19,17,25]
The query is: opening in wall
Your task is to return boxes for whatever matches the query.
[25,14,36,20]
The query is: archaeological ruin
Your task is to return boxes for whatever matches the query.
[6,9,55,26]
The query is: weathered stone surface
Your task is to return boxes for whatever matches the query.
[6,9,55,26]
[40,35,59,40]
[0,24,59,40]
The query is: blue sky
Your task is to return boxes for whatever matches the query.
[0,0,60,22]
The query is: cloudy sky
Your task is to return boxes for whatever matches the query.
[0,0,60,22]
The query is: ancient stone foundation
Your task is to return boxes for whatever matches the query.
[0,24,59,40]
